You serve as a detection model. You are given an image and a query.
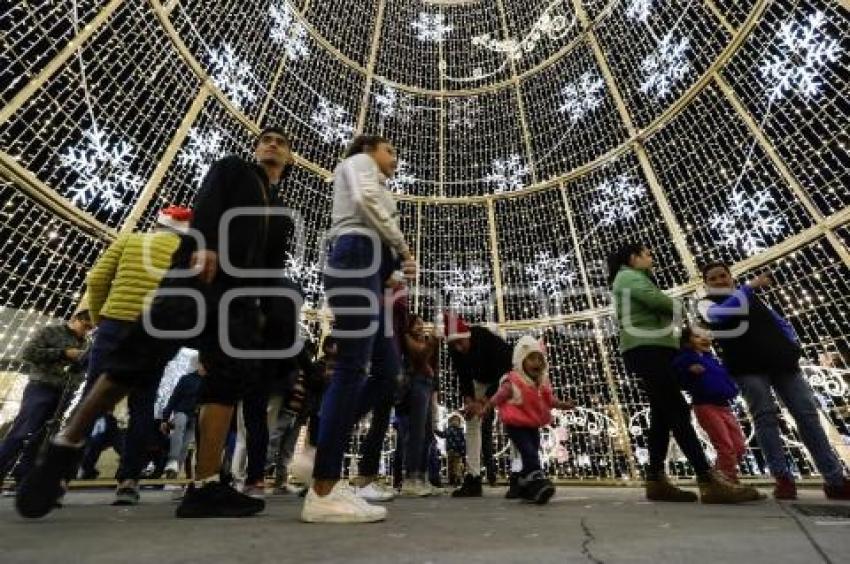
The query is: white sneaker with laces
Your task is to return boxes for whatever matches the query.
[356,481,395,502]
[400,479,433,497]
[302,482,387,523]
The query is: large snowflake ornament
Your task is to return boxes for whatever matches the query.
[485,154,531,193]
[558,71,605,123]
[626,0,653,23]
[387,159,417,194]
[208,43,257,110]
[269,1,310,62]
[59,124,144,212]
[524,252,580,294]
[311,97,355,146]
[177,127,225,187]
[412,12,453,42]
[640,32,691,99]
[374,84,416,122]
[708,188,788,256]
[590,173,647,226]
[447,97,480,130]
[283,253,324,309]
[441,265,492,310]
[760,11,843,101]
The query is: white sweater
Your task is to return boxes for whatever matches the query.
[330,153,409,257]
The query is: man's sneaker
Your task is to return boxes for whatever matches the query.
[164,461,180,480]
[400,479,432,498]
[355,481,395,502]
[774,476,798,500]
[112,486,141,506]
[175,481,265,518]
[302,481,387,523]
[16,441,83,519]
[519,471,556,505]
[699,471,763,504]
[272,483,299,496]
[824,478,850,500]
[242,481,267,499]
[451,474,483,498]
[505,473,521,500]
[646,476,698,503]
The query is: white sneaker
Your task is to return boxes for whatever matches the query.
[302,482,387,523]
[400,479,433,498]
[356,481,395,502]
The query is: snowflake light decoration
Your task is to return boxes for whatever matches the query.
[412,12,453,43]
[387,159,417,194]
[374,84,416,122]
[639,32,691,99]
[177,127,225,187]
[759,11,843,101]
[283,253,323,309]
[269,1,310,62]
[441,265,492,310]
[626,0,653,23]
[590,173,647,226]
[708,188,788,256]
[208,43,257,110]
[311,97,355,145]
[558,71,605,123]
[59,124,144,212]
[524,252,579,294]
[447,97,480,130]
[485,154,531,193]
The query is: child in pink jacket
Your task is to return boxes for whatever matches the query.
[484,336,574,504]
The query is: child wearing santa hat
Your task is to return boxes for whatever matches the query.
[483,336,574,504]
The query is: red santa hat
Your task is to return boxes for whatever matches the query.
[443,310,471,342]
[156,205,193,234]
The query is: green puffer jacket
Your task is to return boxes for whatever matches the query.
[611,267,683,353]
[86,231,181,323]
[21,324,87,390]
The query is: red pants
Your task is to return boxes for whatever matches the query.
[693,404,747,482]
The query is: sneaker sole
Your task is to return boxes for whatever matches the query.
[301,511,386,524]
[534,486,556,505]
[175,505,264,518]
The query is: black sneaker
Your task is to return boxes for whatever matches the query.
[519,471,555,505]
[505,473,521,499]
[16,441,83,519]
[451,474,483,498]
[112,487,140,506]
[175,481,265,518]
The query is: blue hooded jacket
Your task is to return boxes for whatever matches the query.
[672,349,739,406]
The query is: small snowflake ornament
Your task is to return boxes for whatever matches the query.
[640,32,691,99]
[208,43,257,110]
[590,174,647,226]
[412,12,453,42]
[485,154,531,193]
[269,1,310,62]
[708,188,788,256]
[558,71,605,123]
[311,97,355,146]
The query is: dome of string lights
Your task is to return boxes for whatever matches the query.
[1,0,850,480]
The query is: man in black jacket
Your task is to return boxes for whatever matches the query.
[17,127,297,519]
[444,312,512,497]
[699,262,849,501]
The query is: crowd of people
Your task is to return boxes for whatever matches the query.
[0,129,848,525]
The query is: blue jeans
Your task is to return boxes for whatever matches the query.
[405,375,434,479]
[505,426,542,476]
[116,377,159,482]
[82,318,137,399]
[737,370,845,486]
[313,235,400,480]
[355,377,395,477]
[0,382,64,480]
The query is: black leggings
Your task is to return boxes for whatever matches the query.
[623,346,711,478]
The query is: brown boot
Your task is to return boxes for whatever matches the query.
[699,471,763,504]
[646,476,698,502]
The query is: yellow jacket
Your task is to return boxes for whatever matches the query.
[86,231,181,323]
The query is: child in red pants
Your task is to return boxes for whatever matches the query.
[673,326,746,483]
[483,336,574,504]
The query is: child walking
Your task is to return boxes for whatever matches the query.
[484,336,573,504]
[672,327,746,483]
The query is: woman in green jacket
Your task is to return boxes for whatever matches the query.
[609,243,760,505]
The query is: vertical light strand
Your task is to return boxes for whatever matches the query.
[487,199,507,323]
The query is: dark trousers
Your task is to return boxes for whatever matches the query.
[0,382,63,480]
[79,414,124,479]
[313,235,400,480]
[243,385,270,484]
[82,318,137,400]
[404,375,434,479]
[623,346,711,478]
[116,378,159,482]
[355,374,395,477]
[392,415,408,488]
[505,426,542,476]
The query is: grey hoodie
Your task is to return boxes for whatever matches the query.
[330,153,409,257]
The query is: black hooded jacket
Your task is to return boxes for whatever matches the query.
[449,325,513,399]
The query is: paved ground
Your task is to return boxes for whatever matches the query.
[1,486,848,563]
